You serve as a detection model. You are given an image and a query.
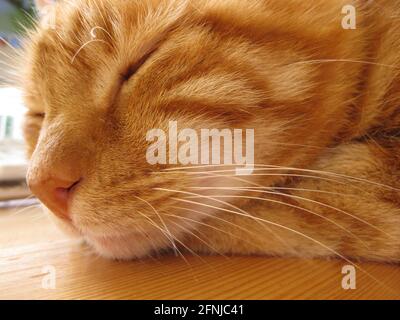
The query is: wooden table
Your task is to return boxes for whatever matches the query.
[1,205,399,300]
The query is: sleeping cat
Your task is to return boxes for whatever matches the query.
[20,0,400,262]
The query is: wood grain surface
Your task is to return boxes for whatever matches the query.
[0,205,399,300]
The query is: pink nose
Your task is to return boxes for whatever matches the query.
[27,173,80,221]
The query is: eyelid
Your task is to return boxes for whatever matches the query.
[27,111,45,118]
[121,47,158,81]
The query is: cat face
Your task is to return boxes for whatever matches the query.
[22,0,352,259]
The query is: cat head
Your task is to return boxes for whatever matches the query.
[21,0,352,259]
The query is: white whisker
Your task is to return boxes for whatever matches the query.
[163,164,399,191]
[160,188,369,247]
[186,187,391,238]
[166,195,393,291]
[170,206,284,252]
[134,196,179,255]
[71,39,111,63]
[157,188,293,251]
[136,209,189,265]
[167,217,227,258]
[289,59,400,70]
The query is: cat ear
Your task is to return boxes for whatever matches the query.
[34,0,56,16]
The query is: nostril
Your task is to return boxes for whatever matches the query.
[68,179,81,192]
[54,187,70,204]
[26,151,84,220]
[29,178,82,222]
[53,179,81,206]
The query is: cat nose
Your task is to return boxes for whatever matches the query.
[27,169,81,221]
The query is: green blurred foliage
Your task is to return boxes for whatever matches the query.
[0,0,37,35]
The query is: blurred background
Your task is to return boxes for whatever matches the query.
[0,0,37,204]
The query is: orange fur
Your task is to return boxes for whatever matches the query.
[21,0,400,261]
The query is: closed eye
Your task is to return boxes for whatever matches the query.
[27,111,45,118]
[121,48,157,82]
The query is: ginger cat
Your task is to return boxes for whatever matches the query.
[20,0,400,262]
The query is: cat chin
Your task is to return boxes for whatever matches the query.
[43,207,161,259]
[44,199,225,260]
[83,232,168,261]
